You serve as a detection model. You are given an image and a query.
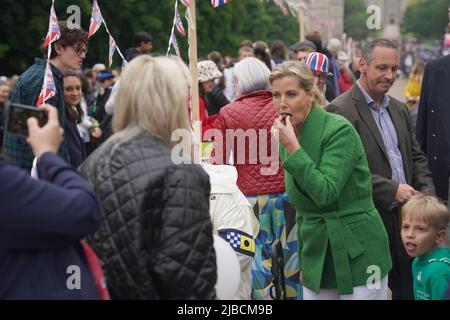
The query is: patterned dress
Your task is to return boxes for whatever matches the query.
[248,193,302,300]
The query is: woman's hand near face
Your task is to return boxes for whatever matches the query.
[272,115,300,155]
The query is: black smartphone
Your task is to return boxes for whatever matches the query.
[5,103,48,138]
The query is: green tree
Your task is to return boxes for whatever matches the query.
[344,0,370,40]
[402,0,449,41]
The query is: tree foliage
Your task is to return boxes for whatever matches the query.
[0,0,299,76]
[344,0,370,40]
[402,0,449,41]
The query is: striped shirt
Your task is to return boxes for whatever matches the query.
[356,80,406,184]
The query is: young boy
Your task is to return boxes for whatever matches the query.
[401,195,450,300]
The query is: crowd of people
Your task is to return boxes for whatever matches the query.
[1,20,450,301]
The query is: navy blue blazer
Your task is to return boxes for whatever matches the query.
[0,153,101,299]
[416,54,450,203]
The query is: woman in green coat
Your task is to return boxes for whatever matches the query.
[270,61,392,299]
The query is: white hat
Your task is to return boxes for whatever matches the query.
[92,63,106,72]
[197,60,222,83]
[337,50,349,63]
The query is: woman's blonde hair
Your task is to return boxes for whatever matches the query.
[410,60,425,82]
[269,61,325,106]
[401,195,450,230]
[112,55,191,144]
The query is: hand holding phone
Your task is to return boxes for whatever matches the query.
[27,104,64,159]
[6,103,48,138]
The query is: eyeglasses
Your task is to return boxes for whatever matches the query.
[70,45,88,56]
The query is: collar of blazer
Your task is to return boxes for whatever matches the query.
[350,85,405,163]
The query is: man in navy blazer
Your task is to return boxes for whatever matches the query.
[0,104,101,299]
[416,54,450,204]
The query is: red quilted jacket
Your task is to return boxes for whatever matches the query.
[210,90,285,195]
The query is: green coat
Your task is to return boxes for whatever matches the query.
[280,105,392,294]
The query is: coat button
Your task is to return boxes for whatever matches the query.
[434,156,438,160]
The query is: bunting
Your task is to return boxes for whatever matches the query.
[88,0,103,38]
[175,7,186,36]
[36,61,56,106]
[179,0,190,7]
[108,35,117,69]
[37,0,60,105]
[88,0,127,67]
[41,0,60,48]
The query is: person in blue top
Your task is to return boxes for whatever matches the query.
[0,104,101,299]
[401,195,450,300]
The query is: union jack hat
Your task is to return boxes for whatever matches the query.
[305,52,333,76]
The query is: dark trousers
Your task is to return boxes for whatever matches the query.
[381,207,414,300]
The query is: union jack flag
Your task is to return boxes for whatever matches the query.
[179,0,190,7]
[169,33,181,58]
[88,0,103,38]
[41,1,60,48]
[175,7,186,37]
[211,0,231,8]
[305,52,330,75]
[36,62,56,106]
[108,35,117,69]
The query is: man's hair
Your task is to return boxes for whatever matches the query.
[305,31,323,52]
[46,21,88,59]
[239,39,253,49]
[362,39,398,63]
[401,195,450,231]
[207,51,223,65]
[135,31,153,46]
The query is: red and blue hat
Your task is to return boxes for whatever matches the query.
[305,52,333,76]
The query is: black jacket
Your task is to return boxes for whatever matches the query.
[416,54,450,202]
[79,132,217,299]
[206,84,229,116]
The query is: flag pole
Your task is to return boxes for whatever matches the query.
[298,3,305,41]
[189,0,201,164]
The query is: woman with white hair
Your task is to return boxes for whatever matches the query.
[79,55,217,299]
[210,57,300,299]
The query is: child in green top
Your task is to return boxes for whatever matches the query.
[401,195,450,300]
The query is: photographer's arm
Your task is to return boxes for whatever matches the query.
[0,105,101,251]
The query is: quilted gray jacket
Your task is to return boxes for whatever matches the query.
[79,132,217,299]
